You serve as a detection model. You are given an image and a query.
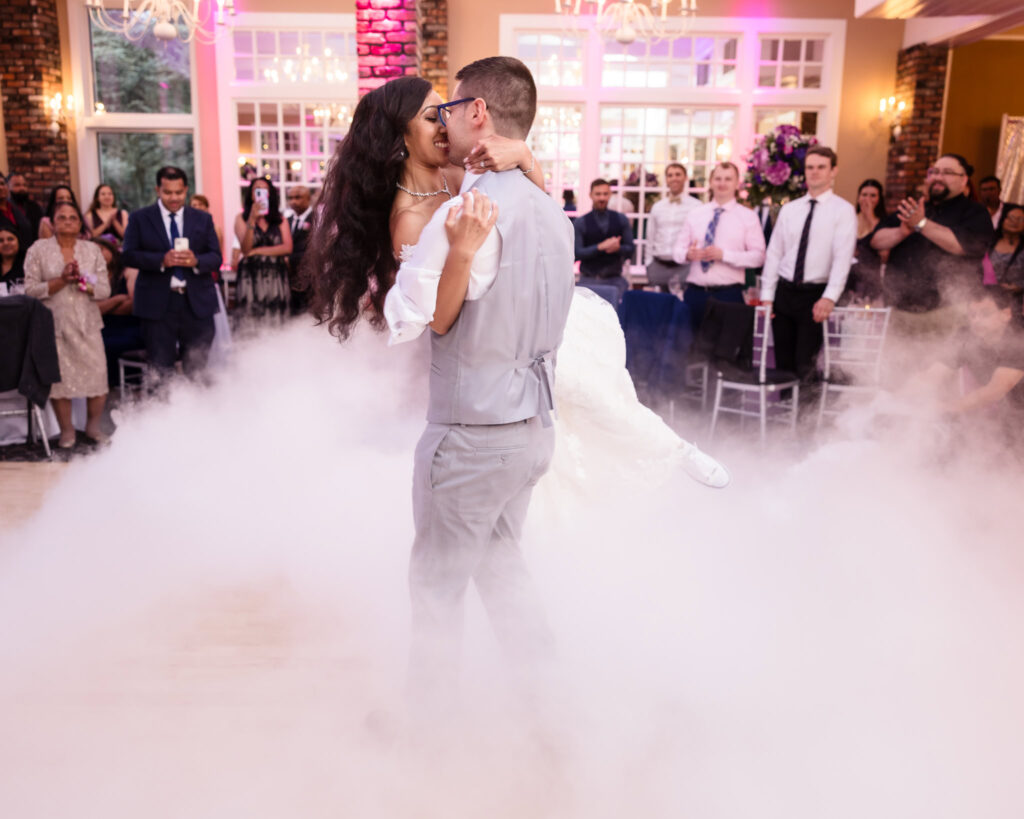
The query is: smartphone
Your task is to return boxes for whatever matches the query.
[174,237,190,251]
[254,187,270,215]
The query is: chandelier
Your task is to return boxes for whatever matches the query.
[557,0,697,44]
[84,0,235,43]
[263,45,350,85]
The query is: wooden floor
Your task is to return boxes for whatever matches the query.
[0,462,68,530]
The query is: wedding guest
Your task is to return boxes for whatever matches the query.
[120,165,222,379]
[673,161,765,330]
[23,202,111,447]
[0,227,24,286]
[85,184,129,243]
[575,178,635,299]
[563,188,577,216]
[283,185,313,315]
[978,175,1003,229]
[906,286,1024,450]
[646,162,701,293]
[189,194,224,251]
[873,153,993,338]
[760,146,857,381]
[0,173,33,252]
[94,237,144,389]
[984,204,1024,295]
[233,177,293,322]
[6,172,44,238]
[843,178,888,303]
[39,185,84,239]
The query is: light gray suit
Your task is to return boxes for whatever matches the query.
[408,169,575,703]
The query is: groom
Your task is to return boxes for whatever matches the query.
[384,58,575,709]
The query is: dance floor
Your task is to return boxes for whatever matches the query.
[0,462,67,530]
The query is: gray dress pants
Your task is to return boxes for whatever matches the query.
[408,416,555,708]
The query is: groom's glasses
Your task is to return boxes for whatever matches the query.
[436,98,475,127]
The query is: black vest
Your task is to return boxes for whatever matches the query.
[579,210,626,279]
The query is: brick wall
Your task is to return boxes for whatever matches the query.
[884,44,949,211]
[356,0,420,97]
[355,0,448,98]
[1,0,72,201]
[417,0,448,100]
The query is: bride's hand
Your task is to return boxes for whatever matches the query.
[465,135,532,174]
[445,191,498,256]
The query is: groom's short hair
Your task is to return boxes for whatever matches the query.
[454,57,536,140]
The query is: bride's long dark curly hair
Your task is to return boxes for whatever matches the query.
[301,76,433,339]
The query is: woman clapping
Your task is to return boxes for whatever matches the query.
[24,202,111,448]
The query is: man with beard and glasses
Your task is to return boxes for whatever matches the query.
[873,153,993,340]
[6,173,44,238]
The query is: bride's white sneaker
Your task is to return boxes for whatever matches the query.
[679,441,730,489]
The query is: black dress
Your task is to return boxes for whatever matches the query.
[235,221,290,323]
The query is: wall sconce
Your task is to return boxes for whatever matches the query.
[47,92,74,134]
[878,96,906,142]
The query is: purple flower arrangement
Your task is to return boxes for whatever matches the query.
[743,124,818,207]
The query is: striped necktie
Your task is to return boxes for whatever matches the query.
[701,207,724,272]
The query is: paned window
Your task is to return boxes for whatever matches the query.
[515,33,585,87]
[601,35,738,89]
[236,101,351,201]
[231,28,357,84]
[755,108,821,137]
[529,104,584,212]
[98,132,194,211]
[757,37,825,89]
[600,106,736,263]
[90,17,191,114]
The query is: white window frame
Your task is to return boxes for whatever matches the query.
[501,15,844,269]
[66,0,202,208]
[214,12,357,236]
[500,15,845,193]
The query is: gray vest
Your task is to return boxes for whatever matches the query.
[427,171,575,425]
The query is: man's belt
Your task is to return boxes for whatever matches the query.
[651,257,681,268]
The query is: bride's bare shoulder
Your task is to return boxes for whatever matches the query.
[389,205,432,257]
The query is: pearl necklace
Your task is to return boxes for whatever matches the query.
[396,175,451,199]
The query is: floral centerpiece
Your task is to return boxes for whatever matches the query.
[743,125,818,208]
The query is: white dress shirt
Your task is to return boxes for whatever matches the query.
[671,199,766,287]
[383,173,501,345]
[759,189,857,303]
[157,199,194,287]
[285,206,313,231]
[646,194,701,261]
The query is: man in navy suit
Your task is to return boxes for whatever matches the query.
[121,166,222,377]
[574,178,635,299]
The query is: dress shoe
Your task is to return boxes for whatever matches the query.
[679,440,730,488]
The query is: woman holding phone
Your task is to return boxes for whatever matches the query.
[233,177,292,324]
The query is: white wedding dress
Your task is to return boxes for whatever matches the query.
[395,243,688,496]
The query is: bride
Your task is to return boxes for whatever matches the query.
[302,76,728,489]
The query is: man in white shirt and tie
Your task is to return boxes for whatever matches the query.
[645,162,701,292]
[760,146,857,381]
[673,161,766,330]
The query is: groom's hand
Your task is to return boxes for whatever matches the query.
[444,191,499,258]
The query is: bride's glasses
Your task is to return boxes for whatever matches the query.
[436,98,475,127]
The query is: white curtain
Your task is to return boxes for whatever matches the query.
[997,114,1024,205]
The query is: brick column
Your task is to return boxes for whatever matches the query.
[355,0,448,98]
[356,0,420,97]
[884,44,949,211]
[0,0,72,200]
[417,0,448,100]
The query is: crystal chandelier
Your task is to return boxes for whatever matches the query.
[557,0,697,44]
[84,0,235,43]
[263,44,350,85]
